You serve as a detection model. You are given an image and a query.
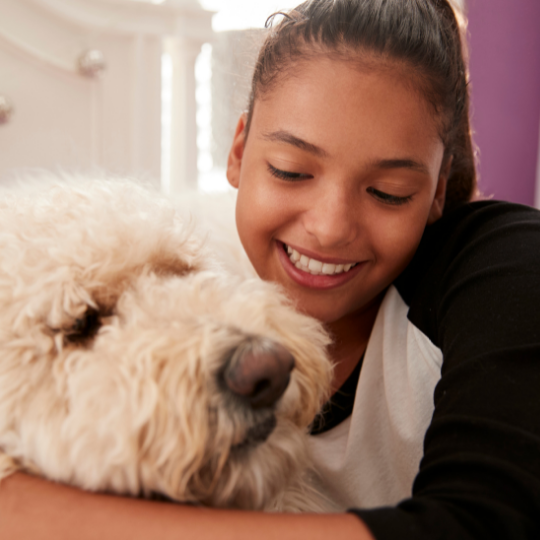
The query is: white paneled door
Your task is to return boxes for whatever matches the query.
[0,0,213,189]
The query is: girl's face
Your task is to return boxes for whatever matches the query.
[227,57,449,324]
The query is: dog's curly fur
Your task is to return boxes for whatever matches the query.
[0,176,333,511]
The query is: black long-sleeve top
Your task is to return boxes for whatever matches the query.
[310,201,540,539]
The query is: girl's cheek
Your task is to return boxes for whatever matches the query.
[369,207,429,265]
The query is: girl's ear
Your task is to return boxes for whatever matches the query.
[427,155,453,224]
[226,113,248,189]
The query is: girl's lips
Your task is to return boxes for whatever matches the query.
[276,241,365,290]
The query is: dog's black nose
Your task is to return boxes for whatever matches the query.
[224,339,295,409]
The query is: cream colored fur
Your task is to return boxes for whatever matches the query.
[0,175,333,511]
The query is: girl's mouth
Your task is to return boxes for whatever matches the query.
[277,241,364,290]
[284,244,359,276]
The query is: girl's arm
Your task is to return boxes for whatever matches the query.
[351,202,540,539]
[0,472,375,540]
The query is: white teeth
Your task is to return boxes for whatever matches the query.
[308,259,323,273]
[322,263,336,274]
[284,244,357,276]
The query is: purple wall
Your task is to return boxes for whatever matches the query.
[467,0,540,205]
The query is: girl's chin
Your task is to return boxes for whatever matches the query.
[249,245,368,323]
[275,286,353,324]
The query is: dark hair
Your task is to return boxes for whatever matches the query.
[245,0,476,211]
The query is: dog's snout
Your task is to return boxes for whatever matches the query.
[224,340,295,409]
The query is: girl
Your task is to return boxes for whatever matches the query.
[1,1,539,539]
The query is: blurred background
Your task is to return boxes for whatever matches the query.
[0,0,539,207]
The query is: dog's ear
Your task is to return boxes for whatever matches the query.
[227,114,247,189]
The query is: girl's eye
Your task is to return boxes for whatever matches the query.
[267,163,310,181]
[366,187,412,206]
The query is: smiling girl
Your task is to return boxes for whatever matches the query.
[2,1,540,539]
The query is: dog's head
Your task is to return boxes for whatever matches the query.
[0,177,332,509]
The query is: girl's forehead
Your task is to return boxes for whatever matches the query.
[251,57,442,159]
[259,50,431,104]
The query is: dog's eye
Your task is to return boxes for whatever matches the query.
[65,308,102,345]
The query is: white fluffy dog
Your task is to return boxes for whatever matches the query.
[0,176,333,511]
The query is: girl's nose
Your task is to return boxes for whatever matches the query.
[303,186,358,249]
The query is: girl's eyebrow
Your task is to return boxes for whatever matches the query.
[261,130,429,175]
[262,130,329,158]
[371,158,430,175]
